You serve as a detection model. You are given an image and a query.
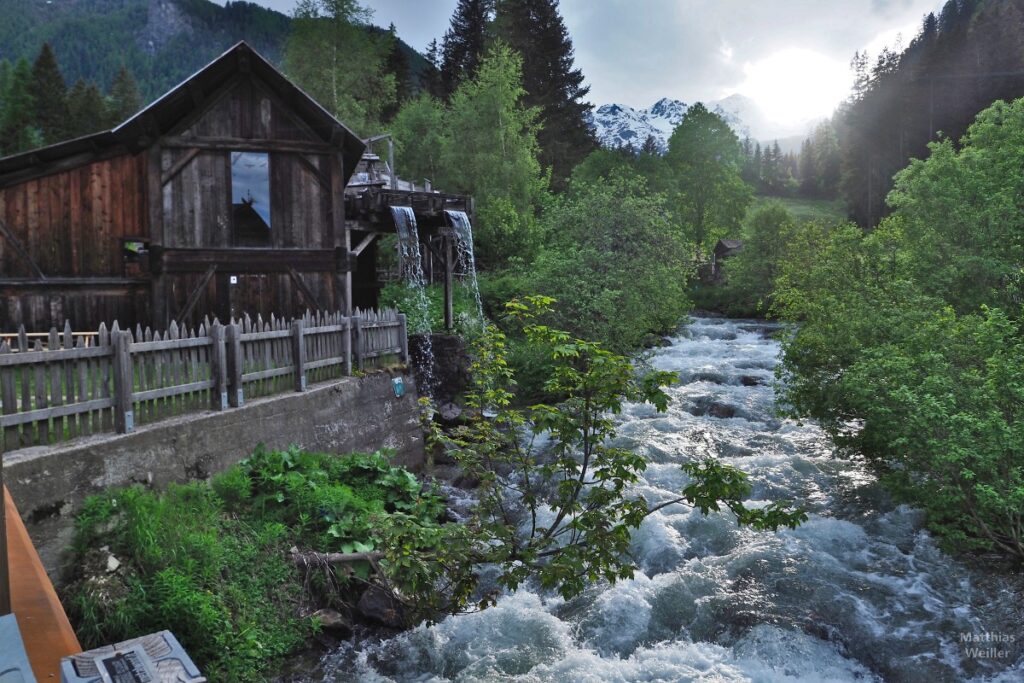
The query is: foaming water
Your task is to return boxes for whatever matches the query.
[301,318,1023,683]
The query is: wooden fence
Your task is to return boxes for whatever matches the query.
[0,308,407,451]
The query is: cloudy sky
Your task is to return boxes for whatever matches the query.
[231,0,941,122]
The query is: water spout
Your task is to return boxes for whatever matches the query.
[445,209,485,331]
[390,206,436,397]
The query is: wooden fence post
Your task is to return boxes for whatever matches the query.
[112,331,134,434]
[398,313,409,365]
[292,320,306,392]
[210,322,228,410]
[353,315,364,371]
[0,342,16,450]
[343,315,353,376]
[0,438,10,616]
[226,323,243,407]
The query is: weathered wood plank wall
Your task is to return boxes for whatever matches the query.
[0,153,149,332]
[0,75,351,333]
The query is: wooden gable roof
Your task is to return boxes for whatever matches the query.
[0,41,366,189]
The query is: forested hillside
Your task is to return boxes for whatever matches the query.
[0,0,429,109]
[838,0,1024,226]
[0,0,290,100]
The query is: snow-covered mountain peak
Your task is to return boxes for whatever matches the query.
[588,93,814,154]
[648,97,687,123]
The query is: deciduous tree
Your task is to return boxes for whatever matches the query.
[666,102,751,252]
[284,0,395,134]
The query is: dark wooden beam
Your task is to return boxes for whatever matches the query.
[0,217,46,279]
[148,145,168,329]
[0,278,148,288]
[351,232,378,257]
[443,237,454,331]
[294,153,329,189]
[330,151,350,314]
[288,267,323,311]
[162,136,333,155]
[155,247,345,274]
[160,147,202,186]
[163,73,246,139]
[186,80,205,109]
[175,265,217,324]
[249,77,328,147]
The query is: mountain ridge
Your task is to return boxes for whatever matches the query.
[0,0,430,102]
[588,94,816,154]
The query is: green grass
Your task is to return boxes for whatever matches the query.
[750,195,848,225]
[63,447,445,682]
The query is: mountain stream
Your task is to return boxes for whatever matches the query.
[300,318,1023,682]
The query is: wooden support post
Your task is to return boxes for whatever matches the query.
[353,316,364,371]
[148,146,167,329]
[398,313,409,365]
[343,316,353,376]
[226,323,243,407]
[0,439,10,617]
[292,320,306,392]
[210,322,228,410]
[112,331,134,434]
[443,237,454,331]
[330,151,352,316]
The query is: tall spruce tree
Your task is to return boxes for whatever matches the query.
[30,42,69,145]
[440,0,493,99]
[107,65,142,125]
[494,0,595,190]
[382,23,412,121]
[1,58,41,154]
[67,79,107,138]
[423,39,444,98]
[640,134,660,156]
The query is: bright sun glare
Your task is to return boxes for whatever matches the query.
[736,48,853,125]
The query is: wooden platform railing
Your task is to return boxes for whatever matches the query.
[0,309,407,450]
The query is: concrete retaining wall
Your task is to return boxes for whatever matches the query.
[3,370,424,580]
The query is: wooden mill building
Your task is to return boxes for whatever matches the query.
[0,42,471,333]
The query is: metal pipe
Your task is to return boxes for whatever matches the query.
[388,137,396,191]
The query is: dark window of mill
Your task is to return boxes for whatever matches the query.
[231,151,271,246]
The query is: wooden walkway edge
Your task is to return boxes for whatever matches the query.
[5,484,81,679]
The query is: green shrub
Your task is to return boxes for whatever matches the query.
[64,447,444,681]
[379,281,484,338]
[773,98,1024,560]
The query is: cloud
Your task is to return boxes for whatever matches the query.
[559,0,939,108]
[236,0,941,115]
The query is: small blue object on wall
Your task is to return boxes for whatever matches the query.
[392,377,405,398]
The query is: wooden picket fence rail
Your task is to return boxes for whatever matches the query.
[0,308,408,451]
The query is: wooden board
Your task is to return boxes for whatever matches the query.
[5,485,82,677]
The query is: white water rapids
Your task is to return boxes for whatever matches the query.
[303,318,1023,682]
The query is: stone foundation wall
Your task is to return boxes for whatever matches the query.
[3,371,423,581]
